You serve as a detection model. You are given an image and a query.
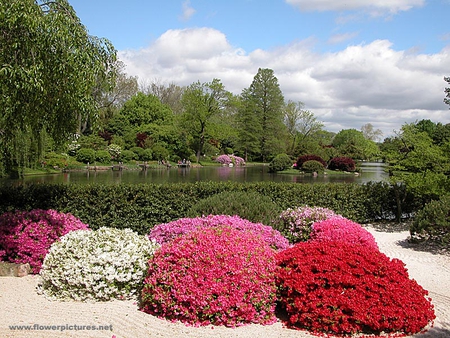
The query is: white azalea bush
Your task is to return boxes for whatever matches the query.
[38,227,159,301]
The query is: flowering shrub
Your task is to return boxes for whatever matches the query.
[39,227,159,301]
[149,214,289,250]
[215,154,245,166]
[276,240,435,336]
[311,217,379,250]
[0,209,89,273]
[107,143,122,159]
[140,226,277,327]
[272,206,341,243]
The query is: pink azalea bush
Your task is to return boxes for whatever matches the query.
[149,214,289,250]
[311,217,379,250]
[0,209,89,273]
[276,240,435,336]
[140,226,277,327]
[272,206,342,243]
[215,154,245,166]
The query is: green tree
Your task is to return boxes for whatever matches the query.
[238,68,286,162]
[284,100,324,156]
[141,80,184,115]
[333,129,379,160]
[444,76,450,108]
[0,0,116,177]
[180,79,231,162]
[381,120,450,212]
[119,92,173,127]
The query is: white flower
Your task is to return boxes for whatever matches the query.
[39,227,159,301]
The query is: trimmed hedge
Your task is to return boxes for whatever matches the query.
[0,181,416,235]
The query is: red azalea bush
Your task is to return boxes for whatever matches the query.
[140,226,277,327]
[311,217,379,250]
[276,240,435,336]
[149,214,289,250]
[0,209,89,273]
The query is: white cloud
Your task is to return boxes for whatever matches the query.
[328,32,359,44]
[119,27,450,138]
[180,0,196,21]
[285,0,425,14]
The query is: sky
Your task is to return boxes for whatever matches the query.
[68,0,450,139]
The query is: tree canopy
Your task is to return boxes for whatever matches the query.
[238,68,286,162]
[0,0,117,176]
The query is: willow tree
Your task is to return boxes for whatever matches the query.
[0,0,117,177]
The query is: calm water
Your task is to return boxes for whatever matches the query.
[4,162,388,185]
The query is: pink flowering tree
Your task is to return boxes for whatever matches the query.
[149,214,289,251]
[0,209,89,273]
[140,226,277,327]
[215,154,245,166]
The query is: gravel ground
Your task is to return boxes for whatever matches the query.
[0,226,449,338]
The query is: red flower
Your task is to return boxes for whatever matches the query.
[276,240,435,336]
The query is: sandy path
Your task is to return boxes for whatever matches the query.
[0,227,449,338]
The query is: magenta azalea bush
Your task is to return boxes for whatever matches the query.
[311,217,379,250]
[140,226,277,327]
[272,206,342,243]
[0,209,89,273]
[215,154,245,166]
[276,240,435,336]
[149,214,289,250]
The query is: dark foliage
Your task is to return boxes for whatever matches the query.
[328,156,356,172]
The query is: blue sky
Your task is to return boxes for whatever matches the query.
[69,0,450,138]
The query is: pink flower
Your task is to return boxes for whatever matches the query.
[141,226,277,327]
[0,209,89,273]
[310,217,379,250]
[149,214,289,250]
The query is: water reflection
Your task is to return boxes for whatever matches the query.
[3,162,388,185]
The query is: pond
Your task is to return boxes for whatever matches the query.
[3,162,388,185]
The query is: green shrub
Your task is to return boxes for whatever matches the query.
[187,191,281,225]
[141,148,153,161]
[224,147,233,155]
[410,195,450,244]
[43,152,68,169]
[296,154,326,169]
[95,150,111,163]
[119,150,137,162]
[76,148,96,164]
[152,144,169,160]
[0,181,417,234]
[268,154,292,172]
[130,147,145,160]
[302,160,325,173]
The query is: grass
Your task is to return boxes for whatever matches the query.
[278,168,359,176]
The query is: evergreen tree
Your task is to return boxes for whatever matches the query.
[238,68,286,162]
